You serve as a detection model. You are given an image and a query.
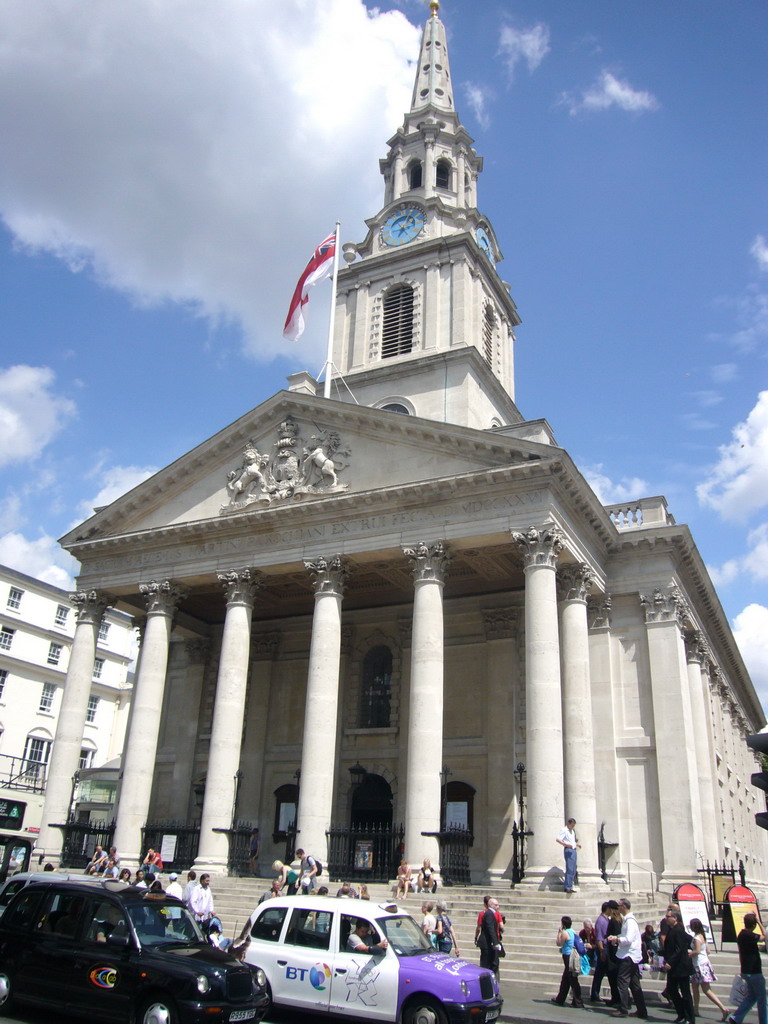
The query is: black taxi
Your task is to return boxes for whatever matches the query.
[0,877,269,1024]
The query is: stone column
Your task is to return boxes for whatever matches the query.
[482,608,520,883]
[641,585,702,883]
[558,564,603,884]
[424,132,436,198]
[38,589,108,862]
[684,632,719,863]
[511,524,565,885]
[295,556,349,862]
[403,541,450,868]
[195,569,264,873]
[113,580,187,865]
[392,148,403,202]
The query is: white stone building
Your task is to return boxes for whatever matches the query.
[0,564,134,841]
[38,2,766,890]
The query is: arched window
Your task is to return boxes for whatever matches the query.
[359,645,392,728]
[408,160,423,190]
[273,783,299,841]
[381,403,410,415]
[443,780,476,834]
[483,305,496,366]
[435,158,452,189]
[382,285,414,358]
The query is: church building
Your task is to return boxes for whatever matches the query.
[39,1,766,890]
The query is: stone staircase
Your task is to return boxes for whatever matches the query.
[208,876,741,1002]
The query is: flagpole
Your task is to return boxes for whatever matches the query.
[323,221,341,399]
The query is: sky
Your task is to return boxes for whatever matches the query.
[0,0,767,705]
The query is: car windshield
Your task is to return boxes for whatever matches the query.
[377,914,432,957]
[126,900,204,947]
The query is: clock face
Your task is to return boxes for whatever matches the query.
[381,206,426,247]
[476,226,493,260]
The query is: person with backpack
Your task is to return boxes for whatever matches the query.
[552,914,586,1008]
[435,901,460,957]
[296,849,321,893]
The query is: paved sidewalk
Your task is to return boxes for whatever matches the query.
[497,982,734,1024]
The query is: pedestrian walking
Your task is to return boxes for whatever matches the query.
[608,898,647,1019]
[727,912,767,1024]
[662,908,694,1024]
[551,914,585,1008]
[689,917,728,1020]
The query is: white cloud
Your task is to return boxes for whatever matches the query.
[75,464,158,524]
[464,83,494,130]
[733,604,768,709]
[0,366,76,468]
[705,521,768,587]
[691,390,724,408]
[680,412,717,431]
[0,0,420,365]
[706,558,741,588]
[498,23,550,78]
[583,465,650,505]
[563,70,658,116]
[752,234,768,273]
[0,532,79,589]
[697,391,768,522]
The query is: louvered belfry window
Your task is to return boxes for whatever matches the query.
[382,284,414,358]
[483,305,495,366]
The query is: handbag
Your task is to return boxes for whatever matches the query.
[569,947,582,975]
[498,943,506,959]
[730,975,749,1005]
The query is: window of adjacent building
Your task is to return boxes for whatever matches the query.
[86,695,99,724]
[47,642,63,666]
[359,645,392,728]
[408,160,423,190]
[54,604,69,627]
[24,734,52,766]
[435,157,452,189]
[381,403,410,415]
[39,683,55,713]
[6,587,23,611]
[92,658,104,680]
[0,627,14,651]
[79,747,95,770]
[382,284,414,358]
[0,670,6,700]
[483,305,496,366]
[98,621,110,643]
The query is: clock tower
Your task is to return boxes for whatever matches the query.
[328,0,523,429]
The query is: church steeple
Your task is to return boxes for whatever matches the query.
[321,1,523,431]
[409,1,454,116]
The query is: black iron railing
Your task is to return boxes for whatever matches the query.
[141,821,200,871]
[326,823,404,883]
[56,818,115,869]
[212,821,256,876]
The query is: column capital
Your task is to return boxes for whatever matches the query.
[684,629,708,665]
[70,589,109,625]
[138,579,189,616]
[481,607,519,641]
[587,593,612,629]
[511,524,564,569]
[184,638,210,665]
[305,554,350,597]
[556,563,596,603]
[251,631,280,660]
[218,567,265,607]
[639,584,687,627]
[403,540,450,583]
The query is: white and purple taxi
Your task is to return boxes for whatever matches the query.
[241,896,502,1024]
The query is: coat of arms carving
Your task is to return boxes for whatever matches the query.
[221,416,351,514]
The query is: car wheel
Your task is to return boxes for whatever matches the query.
[404,998,448,1024]
[0,971,15,1015]
[138,994,178,1024]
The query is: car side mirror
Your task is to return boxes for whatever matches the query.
[107,932,131,947]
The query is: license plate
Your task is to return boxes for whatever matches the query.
[229,1011,256,1022]
[486,1012,499,1022]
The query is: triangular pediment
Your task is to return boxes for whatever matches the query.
[61,391,558,547]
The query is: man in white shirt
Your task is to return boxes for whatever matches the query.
[165,872,183,900]
[189,873,215,926]
[555,818,581,893]
[609,898,648,1019]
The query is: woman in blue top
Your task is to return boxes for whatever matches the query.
[552,914,585,1008]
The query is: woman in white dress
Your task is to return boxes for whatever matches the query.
[689,917,728,1020]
